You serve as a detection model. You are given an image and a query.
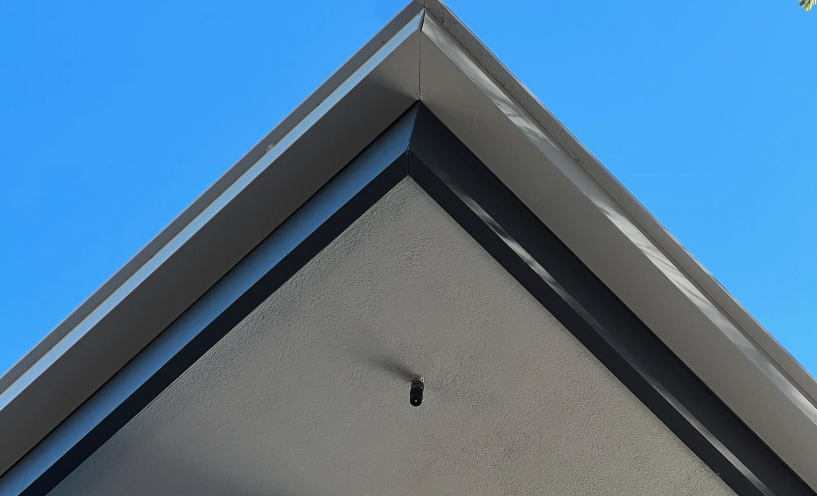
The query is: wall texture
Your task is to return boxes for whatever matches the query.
[51,179,734,495]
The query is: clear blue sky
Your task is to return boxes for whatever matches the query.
[1,1,815,378]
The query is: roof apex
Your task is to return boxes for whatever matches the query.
[2,1,817,492]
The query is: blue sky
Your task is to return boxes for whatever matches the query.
[1,0,815,379]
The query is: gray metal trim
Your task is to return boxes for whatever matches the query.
[0,6,423,478]
[2,104,811,495]
[0,108,418,496]
[418,10,817,487]
[6,2,817,488]
[407,104,814,496]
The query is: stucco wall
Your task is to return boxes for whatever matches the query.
[51,179,734,495]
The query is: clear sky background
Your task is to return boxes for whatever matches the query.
[1,1,815,378]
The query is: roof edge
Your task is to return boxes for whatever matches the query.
[422,0,817,408]
[418,2,817,489]
[0,2,425,394]
[0,2,423,478]
[3,0,817,490]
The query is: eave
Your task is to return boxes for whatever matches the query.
[1,0,815,492]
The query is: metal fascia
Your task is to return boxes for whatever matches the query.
[418,3,817,489]
[0,3,424,478]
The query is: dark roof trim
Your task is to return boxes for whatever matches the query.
[408,105,812,496]
[2,105,811,495]
[4,0,816,489]
[0,106,418,496]
[0,5,423,476]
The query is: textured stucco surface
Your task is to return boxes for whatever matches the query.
[51,179,734,496]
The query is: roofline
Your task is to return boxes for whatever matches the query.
[3,0,817,490]
[418,3,817,487]
[424,0,817,416]
[5,104,810,495]
[0,1,425,397]
[0,1,424,477]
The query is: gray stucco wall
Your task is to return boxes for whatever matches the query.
[51,179,734,495]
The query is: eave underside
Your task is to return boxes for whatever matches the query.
[2,1,816,492]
